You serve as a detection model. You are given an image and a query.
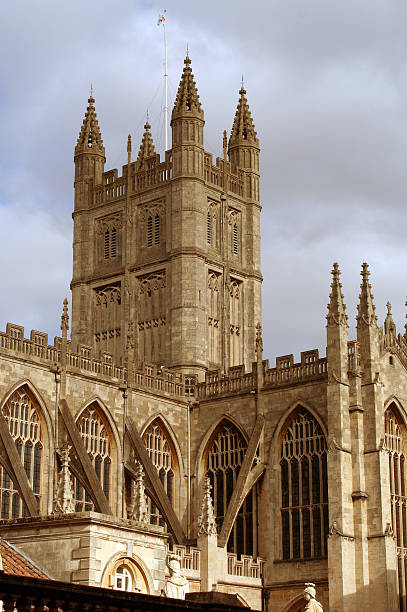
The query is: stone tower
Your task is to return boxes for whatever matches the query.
[70,57,262,379]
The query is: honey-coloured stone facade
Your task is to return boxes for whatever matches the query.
[0,56,406,612]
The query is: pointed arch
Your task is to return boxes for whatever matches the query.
[139,416,180,526]
[276,405,328,561]
[0,381,53,518]
[384,401,407,601]
[140,413,184,475]
[384,395,407,426]
[198,416,257,556]
[282,594,305,612]
[72,399,118,512]
[74,396,121,456]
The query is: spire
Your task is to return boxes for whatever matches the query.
[137,121,156,163]
[129,461,149,523]
[384,301,396,340]
[229,85,259,149]
[171,55,203,120]
[61,297,69,340]
[197,477,217,537]
[357,262,378,327]
[75,95,105,157]
[327,263,348,327]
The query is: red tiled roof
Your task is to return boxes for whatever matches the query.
[0,538,50,579]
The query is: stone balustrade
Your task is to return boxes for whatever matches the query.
[0,572,246,612]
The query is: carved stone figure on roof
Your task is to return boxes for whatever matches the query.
[164,556,188,599]
[303,583,323,611]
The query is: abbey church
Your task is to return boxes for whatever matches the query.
[0,56,406,612]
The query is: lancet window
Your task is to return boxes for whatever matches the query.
[208,271,221,365]
[206,421,258,557]
[228,209,241,258]
[0,387,43,518]
[73,404,112,512]
[147,214,160,247]
[385,405,407,610]
[207,201,219,249]
[143,419,177,526]
[280,409,328,560]
[96,213,122,263]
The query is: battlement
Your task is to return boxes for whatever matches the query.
[197,348,327,400]
[0,323,188,400]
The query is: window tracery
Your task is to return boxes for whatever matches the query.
[229,278,243,367]
[142,420,177,527]
[280,409,328,560]
[94,283,121,362]
[137,271,166,364]
[206,421,258,557]
[96,213,122,262]
[141,203,164,249]
[385,405,407,609]
[0,387,43,518]
[73,404,113,512]
[208,271,221,365]
[228,209,241,258]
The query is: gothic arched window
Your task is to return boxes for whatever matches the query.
[385,405,407,607]
[206,421,258,557]
[0,387,43,518]
[154,213,160,245]
[73,404,113,512]
[280,409,328,560]
[143,419,177,526]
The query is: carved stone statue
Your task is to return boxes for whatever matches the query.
[303,583,323,611]
[164,556,188,599]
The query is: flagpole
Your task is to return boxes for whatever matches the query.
[163,17,168,152]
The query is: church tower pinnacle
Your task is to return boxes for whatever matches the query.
[228,85,259,202]
[171,55,204,177]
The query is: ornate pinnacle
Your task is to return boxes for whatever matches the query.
[129,461,149,523]
[75,94,105,156]
[357,262,378,327]
[229,85,258,148]
[255,322,263,357]
[53,444,75,514]
[127,134,131,154]
[384,301,396,339]
[326,262,348,327]
[61,297,69,339]
[172,55,203,119]
[197,477,217,537]
[137,122,155,164]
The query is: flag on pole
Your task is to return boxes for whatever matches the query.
[157,10,166,25]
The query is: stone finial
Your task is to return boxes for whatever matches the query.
[255,322,263,358]
[61,297,69,339]
[326,263,348,327]
[223,130,228,159]
[129,461,149,523]
[137,122,156,164]
[384,301,396,340]
[357,262,378,327]
[172,55,203,119]
[127,133,132,154]
[75,94,105,156]
[197,477,217,537]
[53,444,75,514]
[229,84,258,148]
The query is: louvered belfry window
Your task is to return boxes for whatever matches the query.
[385,405,407,610]
[73,405,112,512]
[280,409,328,560]
[0,387,43,518]
[143,420,176,526]
[206,421,258,557]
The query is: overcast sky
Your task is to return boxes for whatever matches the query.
[1,0,407,364]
